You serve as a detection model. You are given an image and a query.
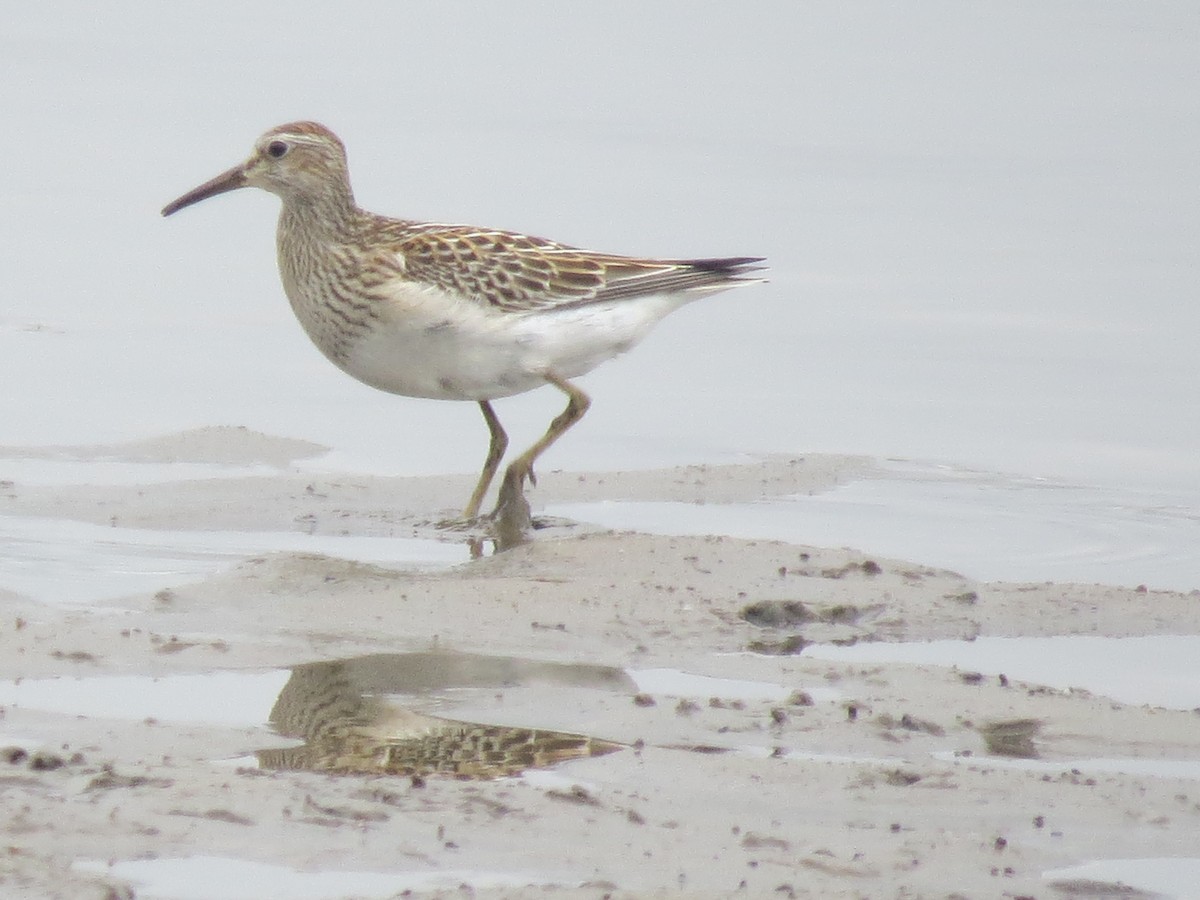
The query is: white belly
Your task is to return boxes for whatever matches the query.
[340,289,692,401]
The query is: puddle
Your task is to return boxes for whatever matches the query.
[933,751,1200,781]
[0,652,824,779]
[258,659,829,778]
[0,515,466,606]
[73,856,560,900]
[546,461,1200,590]
[0,670,291,727]
[804,635,1200,710]
[1044,857,1200,900]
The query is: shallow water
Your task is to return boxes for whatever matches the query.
[4,636,1194,767]
[0,653,827,784]
[0,670,291,728]
[0,659,814,731]
[72,856,559,900]
[1043,858,1200,900]
[800,632,1200,803]
[804,634,1200,710]
[548,461,1200,590]
[0,514,466,607]
[932,751,1200,782]
[3,4,1198,501]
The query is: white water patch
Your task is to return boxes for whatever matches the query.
[1043,858,1200,900]
[0,514,465,606]
[546,462,1200,591]
[933,752,1200,782]
[73,856,561,900]
[0,670,291,727]
[805,635,1200,710]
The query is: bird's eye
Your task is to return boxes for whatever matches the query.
[266,140,289,159]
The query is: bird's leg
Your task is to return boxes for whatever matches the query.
[462,400,508,520]
[491,373,591,540]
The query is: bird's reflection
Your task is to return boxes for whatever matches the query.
[258,651,629,779]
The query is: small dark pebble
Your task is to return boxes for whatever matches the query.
[29,750,66,771]
[746,635,808,655]
[740,600,813,628]
[675,699,700,717]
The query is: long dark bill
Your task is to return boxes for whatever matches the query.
[161,164,248,217]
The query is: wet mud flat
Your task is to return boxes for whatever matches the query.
[1,436,1199,898]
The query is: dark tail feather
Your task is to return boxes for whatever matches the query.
[583,255,767,305]
[685,256,767,274]
[684,256,769,286]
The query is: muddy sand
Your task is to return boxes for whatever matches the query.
[1,428,1198,899]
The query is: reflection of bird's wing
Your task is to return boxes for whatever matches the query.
[374,714,622,779]
[264,703,619,779]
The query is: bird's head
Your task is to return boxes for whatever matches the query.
[162,121,353,217]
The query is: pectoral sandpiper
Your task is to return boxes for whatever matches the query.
[162,122,764,541]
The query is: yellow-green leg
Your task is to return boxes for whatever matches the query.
[462,400,508,520]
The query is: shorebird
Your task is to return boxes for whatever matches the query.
[162,122,764,539]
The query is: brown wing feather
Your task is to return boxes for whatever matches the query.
[377,220,763,313]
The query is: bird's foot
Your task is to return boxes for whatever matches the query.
[489,466,533,551]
